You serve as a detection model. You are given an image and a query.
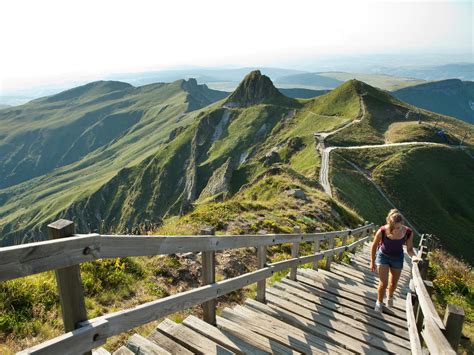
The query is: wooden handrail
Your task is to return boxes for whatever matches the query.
[412,261,445,330]
[0,225,371,281]
[12,223,372,354]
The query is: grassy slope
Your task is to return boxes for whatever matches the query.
[326,81,474,147]
[332,145,474,263]
[0,81,228,245]
[0,80,227,188]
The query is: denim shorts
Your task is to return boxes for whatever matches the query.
[375,249,404,270]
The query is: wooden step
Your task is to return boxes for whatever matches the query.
[270,281,410,340]
[147,329,193,354]
[113,346,135,355]
[182,315,268,354]
[220,307,346,354]
[283,275,408,326]
[261,291,411,353]
[215,315,301,355]
[297,268,407,316]
[93,348,111,355]
[157,318,235,354]
[126,334,171,354]
[239,300,387,354]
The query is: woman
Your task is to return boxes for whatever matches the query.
[370,209,421,312]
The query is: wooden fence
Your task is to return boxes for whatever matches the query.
[406,234,465,354]
[0,220,374,354]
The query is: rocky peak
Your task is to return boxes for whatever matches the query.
[224,70,285,107]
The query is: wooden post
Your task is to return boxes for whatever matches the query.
[312,238,320,270]
[256,245,267,302]
[48,220,91,355]
[443,304,465,351]
[326,236,335,270]
[200,227,216,325]
[289,226,301,281]
[338,232,349,260]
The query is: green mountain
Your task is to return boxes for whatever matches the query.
[1,72,473,264]
[325,80,474,147]
[0,79,227,189]
[392,79,474,124]
[0,79,228,244]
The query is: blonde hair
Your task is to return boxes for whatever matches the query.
[386,209,403,234]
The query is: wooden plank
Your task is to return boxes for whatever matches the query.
[147,330,193,355]
[215,315,300,355]
[268,283,410,343]
[126,333,171,354]
[157,318,235,354]
[421,318,456,355]
[274,280,410,338]
[1,225,373,281]
[220,307,346,354]
[183,315,268,355]
[0,234,100,281]
[299,268,406,314]
[236,302,387,355]
[412,262,446,330]
[92,348,110,355]
[112,346,134,355]
[326,266,408,298]
[291,274,408,325]
[261,293,411,353]
[405,292,423,355]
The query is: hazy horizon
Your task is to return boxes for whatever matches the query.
[1,0,472,96]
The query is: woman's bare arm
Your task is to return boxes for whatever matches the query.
[370,229,382,272]
[406,232,421,261]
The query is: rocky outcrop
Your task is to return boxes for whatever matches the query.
[198,157,236,200]
[224,70,287,107]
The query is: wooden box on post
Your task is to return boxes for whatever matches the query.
[48,219,91,355]
[200,226,216,325]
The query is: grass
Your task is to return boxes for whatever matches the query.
[334,145,474,263]
[429,249,473,354]
[385,121,459,144]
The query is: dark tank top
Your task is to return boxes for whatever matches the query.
[379,225,412,257]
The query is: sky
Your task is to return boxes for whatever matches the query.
[0,0,472,93]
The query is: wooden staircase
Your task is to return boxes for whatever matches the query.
[110,242,413,354]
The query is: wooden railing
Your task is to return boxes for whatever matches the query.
[406,234,465,354]
[0,220,374,355]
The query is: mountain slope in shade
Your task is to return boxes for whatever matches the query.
[392,79,474,124]
[0,79,227,188]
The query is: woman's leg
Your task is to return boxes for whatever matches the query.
[377,265,389,302]
[388,268,402,298]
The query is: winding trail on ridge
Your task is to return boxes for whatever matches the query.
[313,96,461,235]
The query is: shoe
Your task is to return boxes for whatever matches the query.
[374,301,383,313]
[387,297,394,308]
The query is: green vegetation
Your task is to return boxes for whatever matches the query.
[385,121,459,144]
[333,146,474,263]
[429,249,473,353]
